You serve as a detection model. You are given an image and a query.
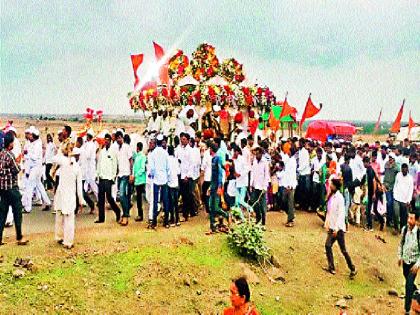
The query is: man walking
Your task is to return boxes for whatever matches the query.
[96,134,121,223]
[0,132,29,246]
[148,134,170,229]
[324,179,357,278]
[383,153,399,228]
[207,143,229,234]
[250,147,270,226]
[398,211,420,315]
[115,131,133,226]
[394,163,414,234]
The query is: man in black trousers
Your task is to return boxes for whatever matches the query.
[95,134,121,223]
[0,132,29,246]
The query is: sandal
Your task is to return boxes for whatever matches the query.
[17,239,29,246]
[63,244,73,249]
[285,222,294,227]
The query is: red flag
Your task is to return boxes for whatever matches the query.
[279,97,296,119]
[153,41,170,85]
[131,54,144,89]
[390,100,405,133]
[408,110,415,138]
[374,108,382,131]
[299,94,321,128]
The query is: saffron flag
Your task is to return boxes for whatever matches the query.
[279,97,296,119]
[268,108,279,131]
[130,54,144,89]
[299,94,322,128]
[408,110,415,138]
[153,41,170,85]
[390,100,405,133]
[374,108,382,131]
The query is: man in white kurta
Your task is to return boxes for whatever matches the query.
[53,149,83,248]
[22,129,51,213]
[82,131,98,197]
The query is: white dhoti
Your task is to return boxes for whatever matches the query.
[54,211,75,247]
[146,182,154,221]
[22,167,51,212]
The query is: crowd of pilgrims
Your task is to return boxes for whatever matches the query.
[0,113,419,249]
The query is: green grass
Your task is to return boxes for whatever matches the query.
[0,212,404,314]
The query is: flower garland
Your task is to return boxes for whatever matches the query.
[168,50,190,83]
[220,58,245,83]
[190,43,220,82]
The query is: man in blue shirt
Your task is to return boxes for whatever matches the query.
[207,143,229,234]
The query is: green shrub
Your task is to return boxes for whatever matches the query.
[227,220,270,261]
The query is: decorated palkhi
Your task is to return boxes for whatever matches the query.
[127,43,275,113]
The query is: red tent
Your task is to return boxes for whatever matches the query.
[305,120,356,142]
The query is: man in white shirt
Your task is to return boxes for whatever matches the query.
[283,148,298,227]
[22,128,51,213]
[297,139,311,211]
[393,163,414,234]
[115,131,133,226]
[83,130,98,198]
[189,137,201,216]
[250,147,269,226]
[201,142,212,213]
[147,110,161,133]
[167,145,180,226]
[324,178,357,278]
[311,147,325,211]
[350,148,366,183]
[96,133,121,223]
[148,134,169,228]
[233,146,252,216]
[176,133,194,221]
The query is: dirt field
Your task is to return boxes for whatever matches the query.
[0,205,404,315]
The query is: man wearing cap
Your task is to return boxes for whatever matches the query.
[22,128,51,213]
[0,132,29,246]
[383,153,399,228]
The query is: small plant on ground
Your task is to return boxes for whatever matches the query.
[227,220,270,262]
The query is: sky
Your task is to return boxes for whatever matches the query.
[1,0,419,121]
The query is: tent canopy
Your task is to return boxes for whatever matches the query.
[305,120,356,142]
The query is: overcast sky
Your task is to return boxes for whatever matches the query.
[1,0,419,121]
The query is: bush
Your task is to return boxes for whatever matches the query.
[227,220,270,261]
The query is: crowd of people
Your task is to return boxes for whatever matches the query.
[0,108,419,313]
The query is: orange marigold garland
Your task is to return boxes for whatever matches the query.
[221,58,245,83]
[168,50,190,83]
[190,43,220,82]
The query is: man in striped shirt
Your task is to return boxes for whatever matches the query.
[0,132,29,246]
